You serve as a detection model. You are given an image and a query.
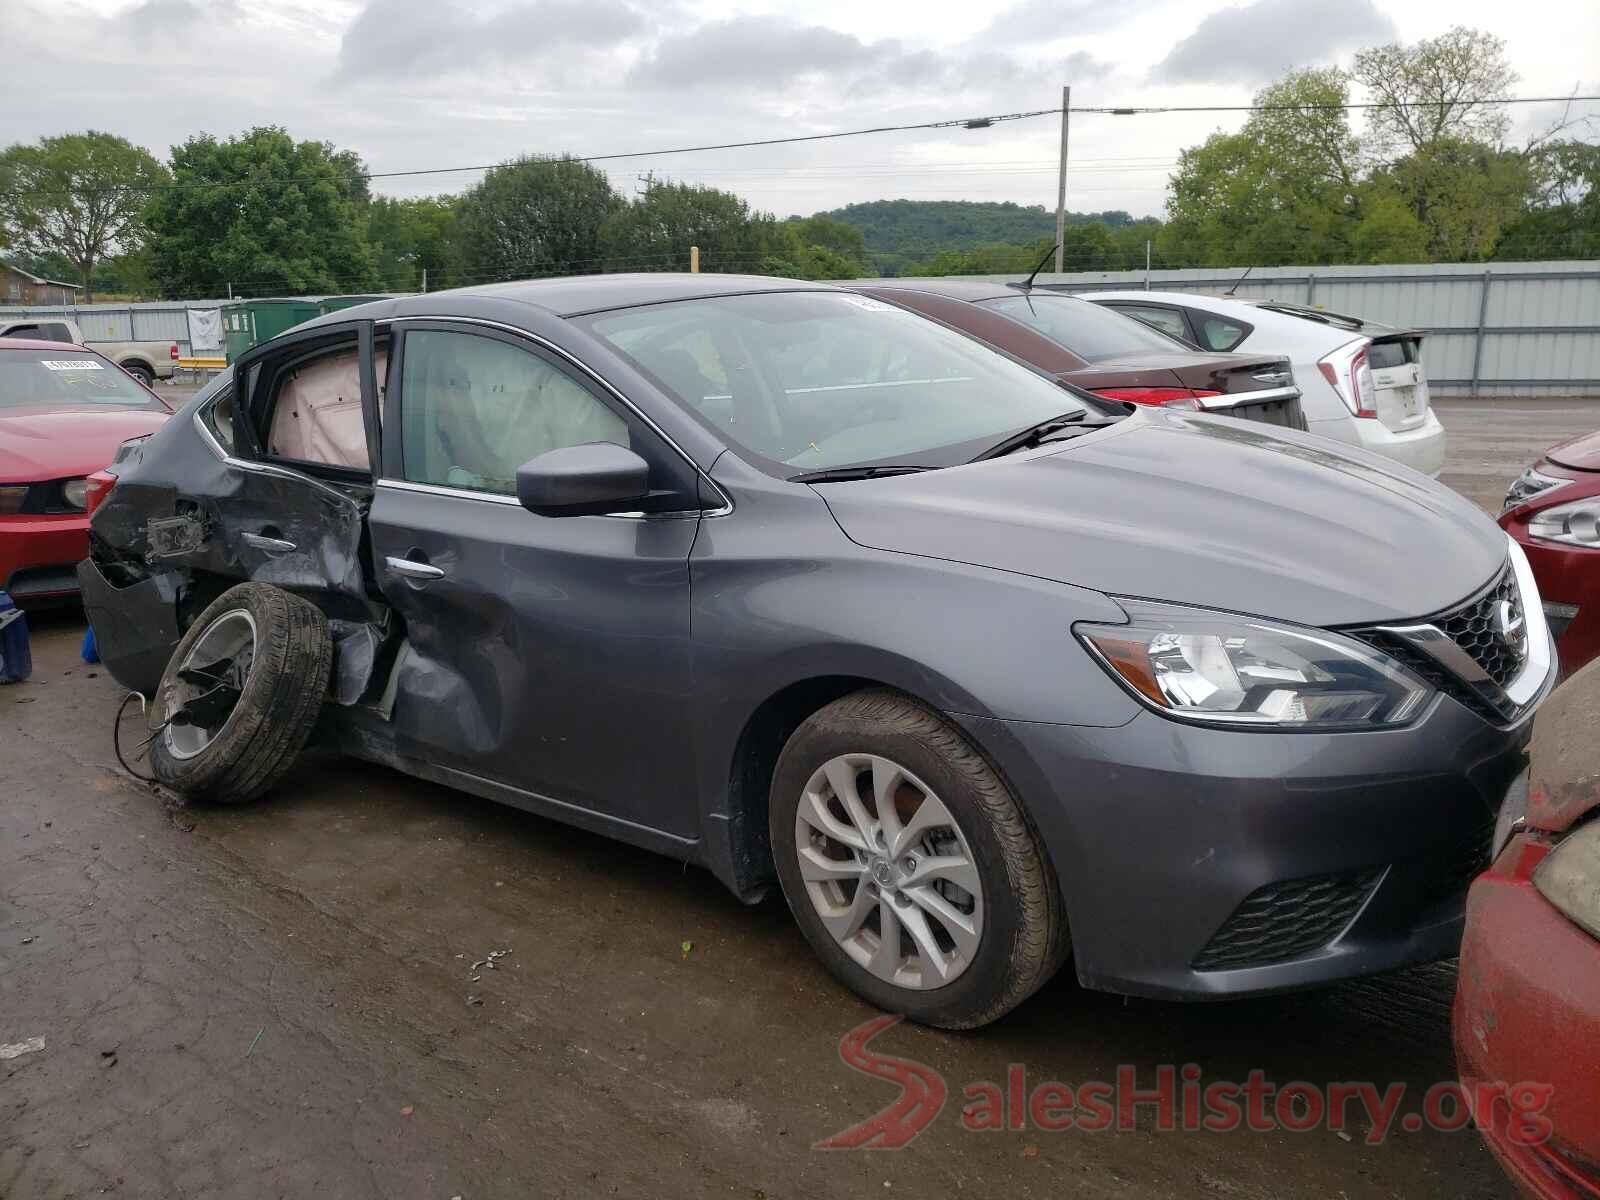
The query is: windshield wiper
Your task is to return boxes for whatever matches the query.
[790,464,930,484]
[971,411,1113,462]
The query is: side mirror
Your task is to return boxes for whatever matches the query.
[515,442,650,517]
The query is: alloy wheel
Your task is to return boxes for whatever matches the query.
[793,753,985,989]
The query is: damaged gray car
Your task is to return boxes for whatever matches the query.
[83,275,1555,1028]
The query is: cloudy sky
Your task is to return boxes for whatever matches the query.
[2,0,1595,219]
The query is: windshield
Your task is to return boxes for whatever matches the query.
[0,348,165,411]
[981,293,1191,361]
[580,291,1089,474]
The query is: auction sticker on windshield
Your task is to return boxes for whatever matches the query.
[39,360,104,371]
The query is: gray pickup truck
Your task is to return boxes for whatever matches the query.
[0,316,177,385]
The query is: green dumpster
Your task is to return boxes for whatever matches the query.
[316,294,390,316]
[221,298,323,362]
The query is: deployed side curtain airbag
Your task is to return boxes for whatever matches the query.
[268,349,386,469]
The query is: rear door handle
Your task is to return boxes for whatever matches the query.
[385,555,446,581]
[242,532,296,553]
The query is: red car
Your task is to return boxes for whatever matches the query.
[1500,430,1600,676]
[1455,655,1600,1199]
[0,339,170,603]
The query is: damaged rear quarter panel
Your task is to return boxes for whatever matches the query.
[94,394,369,608]
[87,382,378,694]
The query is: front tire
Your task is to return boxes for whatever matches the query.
[770,690,1067,1029]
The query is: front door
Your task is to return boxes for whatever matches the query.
[366,321,707,838]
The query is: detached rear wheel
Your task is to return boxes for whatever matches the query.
[770,690,1067,1029]
[149,583,332,803]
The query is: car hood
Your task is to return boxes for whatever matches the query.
[817,410,1506,627]
[0,406,169,482]
[1546,428,1600,472]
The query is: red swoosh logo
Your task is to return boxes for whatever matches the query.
[814,1015,947,1149]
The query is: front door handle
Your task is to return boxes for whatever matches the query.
[385,555,446,581]
[242,531,296,553]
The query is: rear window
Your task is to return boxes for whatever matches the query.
[980,294,1190,362]
[1366,339,1417,370]
[0,348,164,410]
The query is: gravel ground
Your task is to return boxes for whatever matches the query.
[4,394,1597,1199]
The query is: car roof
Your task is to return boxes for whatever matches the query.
[419,272,842,318]
[0,337,92,352]
[850,278,1027,303]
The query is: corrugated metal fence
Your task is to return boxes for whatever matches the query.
[0,297,232,357]
[957,260,1600,397]
[5,261,1599,394]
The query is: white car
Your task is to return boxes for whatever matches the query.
[1081,291,1446,477]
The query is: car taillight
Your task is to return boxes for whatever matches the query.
[169,343,179,360]
[83,470,117,515]
[1091,387,1220,410]
[1317,341,1377,418]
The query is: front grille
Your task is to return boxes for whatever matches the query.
[1192,868,1383,971]
[1435,568,1525,686]
[1417,819,1494,911]
[1349,564,1528,724]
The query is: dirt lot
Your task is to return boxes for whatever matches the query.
[4,395,1598,1199]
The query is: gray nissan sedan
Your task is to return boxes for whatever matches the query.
[81,275,1556,1028]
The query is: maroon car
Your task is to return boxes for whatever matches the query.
[849,280,1305,428]
[1500,428,1600,677]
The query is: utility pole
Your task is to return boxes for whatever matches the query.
[1054,85,1070,276]
[421,267,427,293]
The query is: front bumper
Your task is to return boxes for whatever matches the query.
[0,513,89,602]
[953,693,1534,1000]
[1455,834,1600,1199]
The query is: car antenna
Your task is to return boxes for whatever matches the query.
[1016,243,1059,293]
[1224,264,1254,296]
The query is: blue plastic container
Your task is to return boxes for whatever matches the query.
[0,591,31,684]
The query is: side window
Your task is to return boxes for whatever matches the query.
[44,323,74,343]
[1111,304,1190,343]
[202,386,237,454]
[1194,314,1249,352]
[400,329,627,495]
[264,341,382,472]
[1,324,41,339]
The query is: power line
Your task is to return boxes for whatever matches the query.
[1,93,1592,201]
[1076,94,1599,115]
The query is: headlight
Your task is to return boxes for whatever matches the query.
[0,485,28,515]
[60,478,88,510]
[1527,497,1600,548]
[1533,820,1600,941]
[1502,465,1570,514]
[1077,600,1433,729]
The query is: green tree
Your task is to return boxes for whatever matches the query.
[456,155,621,281]
[1159,70,1361,268]
[0,131,169,301]
[1495,140,1600,260]
[1350,189,1431,263]
[1374,139,1531,260]
[598,180,779,274]
[367,195,461,291]
[146,127,377,297]
[1352,27,1517,157]
[782,214,870,274]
